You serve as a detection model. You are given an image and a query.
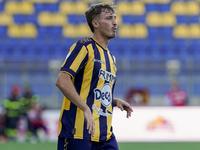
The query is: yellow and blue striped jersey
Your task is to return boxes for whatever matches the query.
[58,37,117,142]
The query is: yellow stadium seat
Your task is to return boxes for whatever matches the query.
[118,25,134,38]
[142,0,170,3]
[187,2,199,15]
[20,2,34,14]
[130,2,145,15]
[22,24,37,38]
[5,1,34,14]
[8,24,37,38]
[162,13,176,26]
[78,24,91,37]
[190,25,200,38]
[38,12,66,26]
[133,24,147,38]
[29,0,58,3]
[146,12,162,26]
[60,2,75,14]
[8,25,21,38]
[63,25,77,38]
[117,2,131,15]
[74,1,88,14]
[53,14,67,26]
[173,25,190,38]
[171,2,187,15]
[38,12,52,26]
[0,13,13,25]
[116,13,122,26]
[5,1,18,14]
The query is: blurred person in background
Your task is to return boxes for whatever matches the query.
[0,106,7,143]
[164,81,188,106]
[27,102,48,142]
[20,85,40,140]
[55,2,133,150]
[2,85,22,141]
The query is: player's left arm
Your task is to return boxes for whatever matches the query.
[113,98,133,118]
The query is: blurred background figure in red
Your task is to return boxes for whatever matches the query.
[164,81,188,106]
[0,106,7,143]
[27,101,48,142]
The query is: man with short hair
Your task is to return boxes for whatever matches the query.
[56,2,133,150]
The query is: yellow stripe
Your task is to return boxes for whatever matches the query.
[91,44,107,141]
[70,46,88,73]
[74,44,93,139]
[106,51,116,140]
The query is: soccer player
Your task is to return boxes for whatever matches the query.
[55,2,133,150]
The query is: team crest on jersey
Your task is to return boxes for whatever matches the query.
[93,83,112,107]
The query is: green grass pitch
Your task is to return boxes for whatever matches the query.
[1,142,200,150]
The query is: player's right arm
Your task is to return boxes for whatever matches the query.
[55,72,95,137]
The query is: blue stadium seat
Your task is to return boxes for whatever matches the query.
[34,3,59,13]
[188,15,199,24]
[0,2,4,12]
[122,15,146,24]
[67,14,86,25]
[13,14,37,25]
[176,15,187,24]
[159,3,171,12]
[145,3,158,12]
[0,26,7,38]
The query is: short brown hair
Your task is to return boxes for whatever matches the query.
[85,2,116,33]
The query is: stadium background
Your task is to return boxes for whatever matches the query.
[1,0,200,149]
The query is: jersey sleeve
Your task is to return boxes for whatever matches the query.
[60,42,88,78]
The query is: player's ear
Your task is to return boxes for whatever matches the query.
[92,20,99,29]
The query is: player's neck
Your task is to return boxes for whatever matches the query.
[92,34,109,49]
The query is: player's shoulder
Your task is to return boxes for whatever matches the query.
[76,37,94,47]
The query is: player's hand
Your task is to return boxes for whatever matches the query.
[84,107,95,137]
[115,99,133,118]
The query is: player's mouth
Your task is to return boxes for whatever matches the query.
[113,27,117,32]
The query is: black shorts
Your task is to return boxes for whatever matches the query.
[57,137,119,150]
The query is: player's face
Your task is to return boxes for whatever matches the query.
[97,10,117,39]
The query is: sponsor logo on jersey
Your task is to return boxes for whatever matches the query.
[65,52,72,61]
[99,69,116,84]
[94,83,112,107]
[92,59,105,64]
[92,104,112,116]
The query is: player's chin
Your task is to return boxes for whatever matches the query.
[108,34,116,39]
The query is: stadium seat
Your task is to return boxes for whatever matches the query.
[176,15,187,24]
[187,2,199,15]
[162,13,176,26]
[145,3,158,12]
[117,2,131,14]
[173,25,190,38]
[146,12,162,26]
[188,15,199,24]
[0,13,13,25]
[190,25,200,38]
[5,1,19,14]
[34,3,59,13]
[133,24,148,38]
[118,25,134,38]
[60,1,88,14]
[171,2,187,15]
[38,12,66,26]
[67,14,86,25]
[63,25,77,38]
[130,2,145,15]
[159,3,170,13]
